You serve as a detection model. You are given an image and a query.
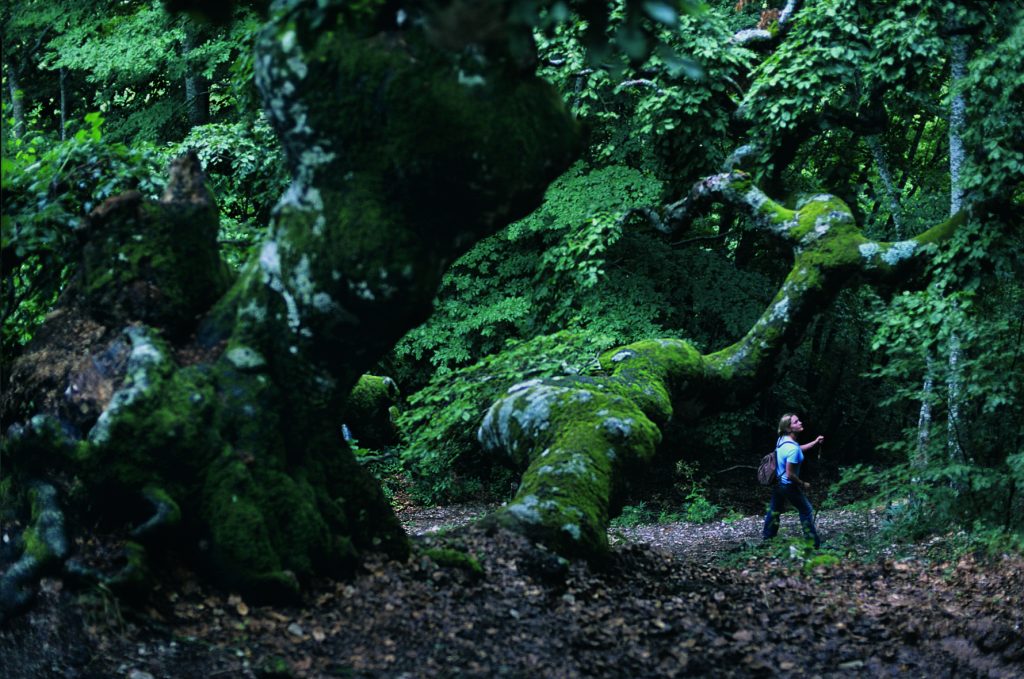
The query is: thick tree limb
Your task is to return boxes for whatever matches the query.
[645,170,795,237]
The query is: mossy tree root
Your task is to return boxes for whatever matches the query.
[0,482,68,623]
[129,487,182,541]
[479,172,966,559]
[64,542,152,600]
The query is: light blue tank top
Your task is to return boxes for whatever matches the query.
[776,437,803,485]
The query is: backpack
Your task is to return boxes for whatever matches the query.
[757,436,789,486]
[757,449,778,486]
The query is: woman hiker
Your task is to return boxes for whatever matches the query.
[762,413,824,548]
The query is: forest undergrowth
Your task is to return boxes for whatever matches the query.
[2,495,1022,679]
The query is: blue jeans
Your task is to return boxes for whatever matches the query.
[763,483,819,547]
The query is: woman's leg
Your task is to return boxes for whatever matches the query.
[762,485,787,540]
[785,486,820,547]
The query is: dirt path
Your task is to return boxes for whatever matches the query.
[398,503,886,563]
[3,505,1022,678]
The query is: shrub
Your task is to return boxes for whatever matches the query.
[2,114,168,359]
[610,502,659,528]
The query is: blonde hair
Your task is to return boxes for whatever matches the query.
[778,413,798,436]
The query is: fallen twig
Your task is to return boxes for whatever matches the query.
[716,464,757,474]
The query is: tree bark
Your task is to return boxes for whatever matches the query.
[946,33,968,462]
[59,67,69,141]
[914,29,970,471]
[5,59,26,139]
[182,25,209,128]
[916,358,934,468]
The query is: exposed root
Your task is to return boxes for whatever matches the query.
[0,482,68,623]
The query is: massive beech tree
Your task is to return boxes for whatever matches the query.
[0,0,1010,617]
[3,0,579,608]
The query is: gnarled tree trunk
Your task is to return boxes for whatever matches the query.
[2,0,579,612]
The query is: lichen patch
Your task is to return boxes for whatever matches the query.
[881,240,917,265]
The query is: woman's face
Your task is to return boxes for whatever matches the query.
[789,415,804,434]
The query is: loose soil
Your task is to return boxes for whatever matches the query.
[2,503,1022,678]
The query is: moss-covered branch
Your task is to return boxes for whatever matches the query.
[479,176,965,558]
[651,171,796,237]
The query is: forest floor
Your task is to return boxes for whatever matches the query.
[2,500,1023,678]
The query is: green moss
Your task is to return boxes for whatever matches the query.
[202,454,292,596]
[133,485,183,540]
[105,541,152,597]
[21,484,66,566]
[788,195,852,241]
[342,375,400,446]
[252,469,333,577]
[53,328,406,599]
[141,486,182,527]
[21,526,49,563]
[423,547,483,576]
[485,382,661,557]
[479,334,717,558]
[598,338,704,425]
[191,359,406,595]
[346,374,398,411]
[915,211,966,246]
[83,361,221,497]
[197,442,358,594]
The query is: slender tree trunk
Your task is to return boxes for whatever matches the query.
[949,37,967,217]
[916,359,933,468]
[946,33,968,463]
[778,0,801,25]
[5,60,26,140]
[894,118,927,197]
[916,33,969,470]
[182,27,209,128]
[867,135,903,238]
[880,116,927,232]
[59,67,69,141]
